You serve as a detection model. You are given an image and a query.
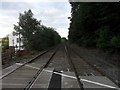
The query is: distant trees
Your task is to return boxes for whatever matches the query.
[61,37,67,43]
[68,2,120,53]
[14,9,61,51]
[2,36,9,50]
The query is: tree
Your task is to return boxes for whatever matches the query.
[68,2,120,53]
[61,37,67,43]
[14,9,61,51]
[14,9,41,50]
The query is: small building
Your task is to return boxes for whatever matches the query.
[8,31,24,51]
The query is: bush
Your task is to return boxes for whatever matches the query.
[96,26,110,49]
[111,36,120,48]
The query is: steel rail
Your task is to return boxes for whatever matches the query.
[1,47,55,79]
[24,46,60,90]
[64,44,84,90]
[68,44,120,87]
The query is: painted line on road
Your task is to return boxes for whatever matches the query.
[1,63,40,79]
[1,63,119,89]
[0,63,22,79]
[16,63,40,70]
[44,69,119,89]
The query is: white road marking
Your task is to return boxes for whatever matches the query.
[25,65,40,70]
[90,73,95,76]
[81,78,118,89]
[44,69,119,89]
[0,63,22,79]
[16,63,40,70]
[1,63,39,79]
[1,63,119,89]
[60,70,63,72]
[43,69,53,73]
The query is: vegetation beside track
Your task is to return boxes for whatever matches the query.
[68,2,120,54]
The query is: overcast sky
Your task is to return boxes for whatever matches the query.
[0,0,71,38]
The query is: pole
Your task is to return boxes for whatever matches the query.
[12,39,15,58]
[19,33,21,51]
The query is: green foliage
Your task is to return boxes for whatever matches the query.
[2,36,9,50]
[68,2,120,53]
[61,37,67,43]
[96,26,110,48]
[14,9,61,51]
[111,36,120,48]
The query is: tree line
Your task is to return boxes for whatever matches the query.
[14,10,61,51]
[68,2,120,53]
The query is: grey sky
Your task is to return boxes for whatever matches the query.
[0,0,71,38]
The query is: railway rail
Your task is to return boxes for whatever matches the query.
[1,43,119,89]
[69,44,120,87]
[25,46,59,90]
[1,46,54,79]
[2,45,60,89]
[69,45,120,87]
[64,45,84,90]
[65,44,119,89]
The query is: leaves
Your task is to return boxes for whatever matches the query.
[69,2,120,53]
[14,9,61,51]
[2,36,9,50]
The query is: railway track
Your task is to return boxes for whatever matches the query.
[65,44,119,89]
[2,45,60,89]
[64,45,84,90]
[1,44,119,89]
[1,46,55,79]
[24,46,59,90]
[70,45,119,85]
